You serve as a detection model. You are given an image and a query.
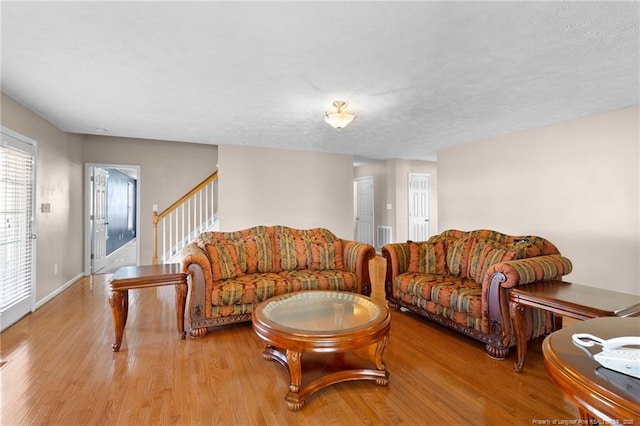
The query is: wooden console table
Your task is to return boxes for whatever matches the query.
[108,264,188,352]
[509,280,640,372]
[543,317,640,423]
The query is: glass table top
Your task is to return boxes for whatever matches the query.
[261,291,382,332]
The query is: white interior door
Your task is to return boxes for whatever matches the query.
[92,167,108,273]
[354,176,374,245]
[1,127,36,332]
[408,173,430,242]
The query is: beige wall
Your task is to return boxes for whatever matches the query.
[354,159,437,244]
[1,93,84,304]
[82,135,218,264]
[438,106,640,295]
[218,145,354,239]
[1,92,218,302]
[5,87,637,303]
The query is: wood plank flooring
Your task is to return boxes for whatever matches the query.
[1,256,579,425]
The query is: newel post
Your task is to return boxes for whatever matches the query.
[152,205,159,265]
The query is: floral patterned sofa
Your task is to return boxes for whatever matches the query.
[382,229,572,359]
[180,225,376,338]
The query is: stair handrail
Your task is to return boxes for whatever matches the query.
[152,170,218,264]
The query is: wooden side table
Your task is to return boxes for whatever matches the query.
[509,280,640,372]
[543,317,640,423]
[108,264,188,352]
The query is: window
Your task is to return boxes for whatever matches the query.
[0,127,36,331]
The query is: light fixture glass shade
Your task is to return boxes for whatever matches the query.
[325,101,356,129]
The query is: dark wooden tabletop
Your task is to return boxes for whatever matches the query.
[511,280,640,317]
[109,264,186,289]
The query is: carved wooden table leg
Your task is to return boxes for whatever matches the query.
[108,264,188,352]
[109,290,125,352]
[252,291,391,411]
[510,301,527,372]
[285,349,304,411]
[374,333,390,385]
[122,290,129,327]
[175,280,187,339]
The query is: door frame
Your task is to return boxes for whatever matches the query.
[0,126,37,331]
[353,176,375,245]
[408,173,431,241]
[84,163,141,275]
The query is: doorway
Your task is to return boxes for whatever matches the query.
[354,176,374,246]
[408,173,430,241]
[1,127,36,331]
[84,163,140,275]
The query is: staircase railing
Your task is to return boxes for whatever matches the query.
[152,170,218,264]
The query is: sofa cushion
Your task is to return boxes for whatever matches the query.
[278,270,358,292]
[467,240,519,283]
[475,247,518,284]
[205,243,245,280]
[309,240,344,270]
[241,234,274,273]
[275,233,310,271]
[407,241,447,275]
[430,279,482,319]
[394,272,449,300]
[509,240,541,259]
[211,273,291,306]
[402,293,482,331]
[445,237,476,278]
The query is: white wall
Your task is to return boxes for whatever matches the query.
[218,145,354,239]
[1,93,84,303]
[438,106,640,295]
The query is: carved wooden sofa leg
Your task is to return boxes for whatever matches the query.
[485,344,508,360]
[387,300,400,311]
[189,327,209,338]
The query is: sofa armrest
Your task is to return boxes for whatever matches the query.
[487,254,573,289]
[180,243,214,328]
[381,242,412,301]
[341,240,376,296]
[483,254,573,350]
[381,243,411,283]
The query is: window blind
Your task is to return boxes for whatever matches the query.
[0,139,35,313]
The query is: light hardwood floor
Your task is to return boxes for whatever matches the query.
[1,256,579,425]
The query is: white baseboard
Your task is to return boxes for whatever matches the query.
[36,273,85,310]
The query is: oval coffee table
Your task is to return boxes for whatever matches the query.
[252,291,391,411]
[542,317,640,423]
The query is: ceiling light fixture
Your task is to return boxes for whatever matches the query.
[324,101,356,130]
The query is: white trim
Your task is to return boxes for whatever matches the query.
[0,298,31,331]
[0,125,38,152]
[84,163,141,275]
[408,173,431,241]
[0,126,38,331]
[354,176,375,246]
[35,273,84,310]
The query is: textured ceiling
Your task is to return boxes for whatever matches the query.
[1,1,638,161]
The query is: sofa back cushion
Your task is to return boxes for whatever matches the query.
[445,237,476,278]
[205,243,245,281]
[470,244,519,284]
[309,240,344,270]
[407,241,447,275]
[274,227,340,271]
[444,229,559,256]
[276,233,310,270]
[200,225,345,275]
[241,234,274,274]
